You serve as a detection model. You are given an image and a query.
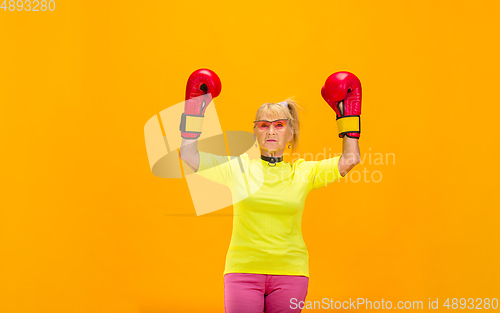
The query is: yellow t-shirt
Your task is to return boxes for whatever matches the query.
[196,151,345,278]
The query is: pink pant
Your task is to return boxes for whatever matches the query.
[224,273,309,313]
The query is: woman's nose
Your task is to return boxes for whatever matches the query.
[267,125,277,134]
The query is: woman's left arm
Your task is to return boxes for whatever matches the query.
[338,137,361,177]
[321,71,363,178]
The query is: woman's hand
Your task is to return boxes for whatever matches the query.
[180,68,222,139]
[321,71,362,139]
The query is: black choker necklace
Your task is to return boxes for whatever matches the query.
[261,155,283,167]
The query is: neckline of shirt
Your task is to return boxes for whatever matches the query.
[260,158,287,167]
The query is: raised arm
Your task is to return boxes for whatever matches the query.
[321,71,363,177]
[338,137,360,177]
[177,68,222,173]
[179,138,200,172]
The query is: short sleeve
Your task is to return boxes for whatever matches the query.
[195,151,241,186]
[308,156,345,190]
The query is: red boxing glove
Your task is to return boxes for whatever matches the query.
[180,68,222,139]
[321,71,362,139]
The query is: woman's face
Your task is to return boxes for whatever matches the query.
[254,113,293,157]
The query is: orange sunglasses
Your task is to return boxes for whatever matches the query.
[253,119,290,130]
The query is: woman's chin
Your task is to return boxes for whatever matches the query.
[263,145,283,153]
[264,145,280,151]
[264,142,279,147]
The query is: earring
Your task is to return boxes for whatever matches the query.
[255,143,258,147]
[288,143,291,149]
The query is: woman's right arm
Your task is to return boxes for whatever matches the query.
[179,138,200,172]
[179,68,222,172]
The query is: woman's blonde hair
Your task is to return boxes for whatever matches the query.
[253,97,302,154]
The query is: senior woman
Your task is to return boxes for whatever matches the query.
[179,69,361,313]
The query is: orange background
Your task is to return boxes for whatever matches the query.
[1,0,499,312]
